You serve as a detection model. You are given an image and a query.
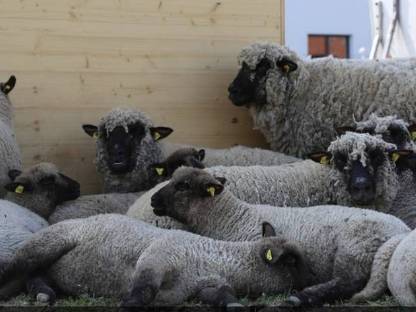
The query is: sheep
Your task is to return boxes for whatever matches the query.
[82,107,174,193]
[150,167,410,306]
[228,42,416,157]
[48,147,204,224]
[0,214,309,307]
[0,162,80,302]
[0,75,22,198]
[128,132,403,230]
[161,143,300,167]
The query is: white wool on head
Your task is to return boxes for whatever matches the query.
[99,107,153,136]
[328,132,396,167]
[355,114,409,135]
[238,42,300,70]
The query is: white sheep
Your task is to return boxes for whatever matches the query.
[150,167,410,306]
[0,214,308,307]
[0,76,22,198]
[228,42,416,157]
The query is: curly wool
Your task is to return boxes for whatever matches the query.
[161,143,300,167]
[0,91,22,198]
[239,42,416,156]
[95,108,164,193]
[355,114,409,136]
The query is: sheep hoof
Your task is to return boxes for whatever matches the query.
[36,293,50,303]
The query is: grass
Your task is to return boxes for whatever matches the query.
[0,293,400,308]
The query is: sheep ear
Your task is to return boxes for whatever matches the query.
[276,58,297,73]
[408,124,416,141]
[308,152,332,165]
[262,222,276,237]
[0,75,16,95]
[8,169,22,181]
[151,163,167,176]
[204,182,224,197]
[150,127,173,141]
[198,149,206,161]
[214,176,227,185]
[82,124,99,138]
[4,182,25,194]
[389,150,414,163]
[336,126,356,136]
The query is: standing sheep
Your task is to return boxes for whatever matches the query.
[49,147,205,224]
[150,167,410,306]
[0,214,308,307]
[82,108,174,193]
[0,162,80,302]
[228,42,416,156]
[0,75,22,198]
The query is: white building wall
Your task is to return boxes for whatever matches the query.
[285,0,372,58]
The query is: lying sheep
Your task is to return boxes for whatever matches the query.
[161,143,300,167]
[49,148,204,224]
[83,108,174,193]
[150,167,410,306]
[129,132,402,229]
[0,163,80,301]
[0,76,22,198]
[228,42,416,156]
[0,214,308,307]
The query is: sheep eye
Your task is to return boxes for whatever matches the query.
[175,181,190,191]
[333,153,347,171]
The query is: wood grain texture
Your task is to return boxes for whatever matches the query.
[0,0,283,194]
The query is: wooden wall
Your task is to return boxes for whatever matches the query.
[0,0,284,194]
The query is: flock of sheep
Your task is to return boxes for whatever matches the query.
[1,42,416,308]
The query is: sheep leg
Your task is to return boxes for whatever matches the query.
[26,276,56,304]
[198,284,243,307]
[285,277,366,306]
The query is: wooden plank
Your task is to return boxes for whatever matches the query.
[0,0,283,194]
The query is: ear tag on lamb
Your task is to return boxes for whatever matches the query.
[155,167,164,176]
[265,249,273,262]
[391,152,400,162]
[153,132,161,141]
[411,131,416,141]
[320,155,330,165]
[15,185,24,194]
[92,132,99,140]
[207,186,216,197]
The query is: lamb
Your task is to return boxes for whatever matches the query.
[161,143,300,167]
[128,132,402,230]
[150,167,410,306]
[0,75,22,198]
[49,147,204,224]
[228,42,416,157]
[83,107,174,193]
[0,162,80,302]
[0,214,309,307]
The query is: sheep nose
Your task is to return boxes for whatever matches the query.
[351,176,372,192]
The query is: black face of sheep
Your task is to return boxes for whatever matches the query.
[228,58,297,107]
[5,170,81,206]
[151,168,226,223]
[149,148,205,184]
[0,75,16,95]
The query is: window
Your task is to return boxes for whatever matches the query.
[308,35,350,58]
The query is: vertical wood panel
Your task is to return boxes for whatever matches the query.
[0,0,284,194]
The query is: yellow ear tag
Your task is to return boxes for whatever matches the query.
[15,185,24,194]
[392,152,400,162]
[154,132,161,141]
[320,156,330,165]
[93,132,99,140]
[265,249,273,262]
[155,167,164,176]
[207,186,216,197]
[282,64,290,73]
[411,131,416,141]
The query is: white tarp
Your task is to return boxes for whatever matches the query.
[369,0,416,58]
